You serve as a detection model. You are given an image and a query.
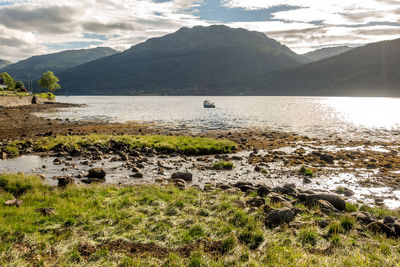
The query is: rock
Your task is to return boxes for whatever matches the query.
[383,216,399,225]
[233,181,253,188]
[303,177,312,184]
[274,186,298,197]
[69,148,81,157]
[56,176,74,187]
[81,178,105,184]
[320,153,335,164]
[35,207,55,216]
[53,158,62,165]
[216,183,231,190]
[351,212,376,225]
[88,168,106,179]
[132,167,140,173]
[233,181,256,192]
[254,166,261,172]
[131,172,143,178]
[4,199,23,207]
[257,186,271,197]
[171,172,192,182]
[170,178,186,189]
[393,222,400,236]
[265,208,295,227]
[299,193,346,211]
[316,200,336,214]
[37,174,46,180]
[129,150,140,157]
[119,152,129,161]
[268,193,293,208]
[367,221,397,237]
[335,187,355,197]
[246,197,265,208]
[1,152,7,160]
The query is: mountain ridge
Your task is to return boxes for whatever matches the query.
[215,38,400,96]
[57,25,308,95]
[1,47,118,83]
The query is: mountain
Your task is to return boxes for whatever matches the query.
[0,59,11,69]
[57,25,308,95]
[219,38,400,96]
[302,46,354,62]
[1,47,118,83]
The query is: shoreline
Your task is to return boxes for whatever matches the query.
[1,103,400,265]
[0,103,400,210]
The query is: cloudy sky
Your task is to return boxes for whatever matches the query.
[1,0,400,62]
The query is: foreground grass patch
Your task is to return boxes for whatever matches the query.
[14,134,237,155]
[0,173,399,266]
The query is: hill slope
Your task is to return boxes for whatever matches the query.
[1,47,117,83]
[223,38,400,96]
[302,46,353,62]
[0,59,11,69]
[58,25,308,95]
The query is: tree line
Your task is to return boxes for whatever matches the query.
[0,71,60,93]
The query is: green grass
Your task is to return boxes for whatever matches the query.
[0,173,399,266]
[299,166,313,177]
[0,91,30,97]
[212,161,234,170]
[4,145,19,157]
[11,134,237,156]
[298,228,318,246]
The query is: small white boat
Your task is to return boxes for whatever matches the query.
[203,100,215,108]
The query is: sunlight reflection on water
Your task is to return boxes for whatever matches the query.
[40,96,400,140]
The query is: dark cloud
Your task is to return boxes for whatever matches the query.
[0,5,81,34]
[354,27,400,35]
[0,36,29,47]
[342,11,386,23]
[82,22,139,34]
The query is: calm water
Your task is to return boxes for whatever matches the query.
[42,96,400,140]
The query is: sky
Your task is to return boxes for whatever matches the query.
[1,0,400,62]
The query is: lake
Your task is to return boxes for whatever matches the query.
[40,96,400,141]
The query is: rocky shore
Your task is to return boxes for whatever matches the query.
[1,104,400,209]
[1,104,400,265]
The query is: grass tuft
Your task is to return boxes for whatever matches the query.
[298,228,318,246]
[299,166,313,177]
[213,161,234,170]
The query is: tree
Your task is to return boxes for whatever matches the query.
[15,81,27,92]
[38,71,61,92]
[0,72,15,90]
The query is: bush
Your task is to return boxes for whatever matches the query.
[213,161,234,170]
[37,92,55,100]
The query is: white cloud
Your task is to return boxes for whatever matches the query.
[0,0,205,61]
[0,0,399,61]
